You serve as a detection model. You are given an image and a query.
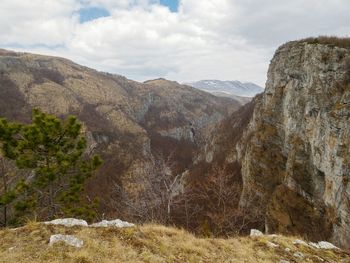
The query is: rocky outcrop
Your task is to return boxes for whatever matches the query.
[49,234,84,248]
[238,40,350,248]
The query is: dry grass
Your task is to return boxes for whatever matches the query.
[0,223,349,263]
[299,36,350,48]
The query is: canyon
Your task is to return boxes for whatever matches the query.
[0,37,350,249]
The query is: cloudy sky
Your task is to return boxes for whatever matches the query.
[1,0,349,86]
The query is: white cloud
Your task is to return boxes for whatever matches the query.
[0,0,349,86]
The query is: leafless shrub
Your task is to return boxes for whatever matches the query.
[32,68,65,85]
[300,36,350,48]
[173,166,264,237]
[116,153,186,225]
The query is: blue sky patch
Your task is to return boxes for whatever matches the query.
[160,0,179,12]
[79,7,110,23]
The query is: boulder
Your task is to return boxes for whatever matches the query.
[90,219,134,228]
[44,218,88,227]
[49,234,83,248]
[313,241,339,250]
[250,229,263,236]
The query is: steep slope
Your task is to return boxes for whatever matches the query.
[186,79,263,99]
[0,49,240,221]
[1,222,349,263]
[238,39,350,248]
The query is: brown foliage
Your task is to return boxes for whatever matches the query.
[300,36,350,48]
[31,68,65,85]
[174,166,264,237]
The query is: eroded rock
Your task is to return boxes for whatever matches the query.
[44,218,88,227]
[250,229,263,236]
[90,219,134,228]
[49,234,83,248]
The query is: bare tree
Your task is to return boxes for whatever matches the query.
[115,152,192,225]
[174,166,263,237]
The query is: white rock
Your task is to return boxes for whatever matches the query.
[267,241,279,248]
[309,242,320,249]
[293,251,304,259]
[250,229,263,236]
[280,260,290,263]
[309,241,339,250]
[44,218,88,227]
[292,239,308,246]
[90,219,134,228]
[49,234,83,248]
[285,247,291,252]
[317,241,339,250]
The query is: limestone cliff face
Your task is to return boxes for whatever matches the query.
[238,41,350,248]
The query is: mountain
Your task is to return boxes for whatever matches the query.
[185,80,264,100]
[186,37,350,248]
[0,49,240,222]
[2,37,350,250]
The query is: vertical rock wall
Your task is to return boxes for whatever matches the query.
[238,41,350,248]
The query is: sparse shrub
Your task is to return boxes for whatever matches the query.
[300,36,350,48]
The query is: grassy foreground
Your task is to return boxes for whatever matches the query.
[0,223,349,263]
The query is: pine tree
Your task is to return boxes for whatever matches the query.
[0,108,102,225]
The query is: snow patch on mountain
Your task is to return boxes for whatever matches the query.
[185,80,264,98]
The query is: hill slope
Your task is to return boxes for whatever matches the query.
[0,222,349,263]
[0,49,240,222]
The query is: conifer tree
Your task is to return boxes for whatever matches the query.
[0,108,102,225]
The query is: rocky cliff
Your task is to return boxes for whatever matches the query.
[238,39,350,248]
[0,49,240,220]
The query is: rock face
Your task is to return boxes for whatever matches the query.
[238,41,350,248]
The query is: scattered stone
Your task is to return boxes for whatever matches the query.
[49,234,83,248]
[268,234,279,237]
[285,247,291,252]
[250,229,263,237]
[90,219,134,228]
[317,241,339,250]
[44,218,88,227]
[8,246,16,251]
[309,241,339,250]
[293,251,304,259]
[280,260,290,263]
[292,239,308,246]
[267,241,279,248]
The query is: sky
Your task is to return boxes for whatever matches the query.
[0,0,349,87]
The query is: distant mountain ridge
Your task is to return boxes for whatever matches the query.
[185,80,264,98]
